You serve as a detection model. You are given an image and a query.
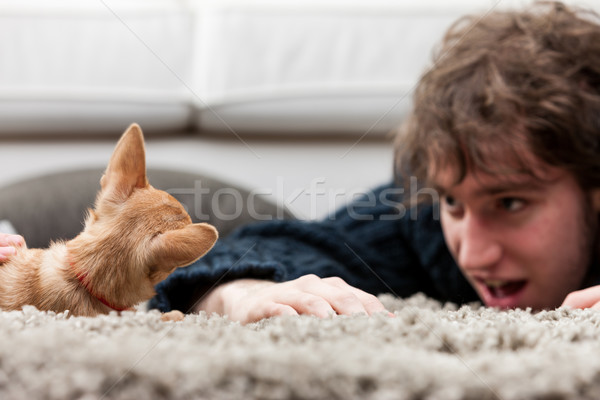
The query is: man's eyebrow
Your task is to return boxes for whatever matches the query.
[473,181,545,196]
[431,178,545,197]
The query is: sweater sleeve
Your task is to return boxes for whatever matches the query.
[149,183,478,312]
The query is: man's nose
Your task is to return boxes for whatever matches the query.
[457,214,502,272]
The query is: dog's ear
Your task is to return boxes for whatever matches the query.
[100,123,148,202]
[151,223,218,271]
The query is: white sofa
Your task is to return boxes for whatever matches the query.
[0,0,597,218]
[0,0,510,135]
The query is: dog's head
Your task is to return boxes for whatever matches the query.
[83,124,218,288]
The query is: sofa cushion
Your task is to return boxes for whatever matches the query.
[0,168,292,248]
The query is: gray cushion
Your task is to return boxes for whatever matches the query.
[0,168,292,248]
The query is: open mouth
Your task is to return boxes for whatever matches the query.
[477,279,528,308]
[485,280,527,298]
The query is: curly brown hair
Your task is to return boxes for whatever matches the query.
[394,1,600,196]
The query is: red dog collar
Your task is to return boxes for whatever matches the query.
[68,254,129,312]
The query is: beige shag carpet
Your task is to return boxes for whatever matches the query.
[2,294,600,400]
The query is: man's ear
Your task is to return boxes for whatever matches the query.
[151,223,219,271]
[100,123,149,202]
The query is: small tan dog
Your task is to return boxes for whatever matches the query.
[0,124,218,318]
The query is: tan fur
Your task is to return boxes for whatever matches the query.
[0,124,218,316]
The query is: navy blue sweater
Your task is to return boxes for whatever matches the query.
[150,183,480,312]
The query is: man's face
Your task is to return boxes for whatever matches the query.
[436,161,599,310]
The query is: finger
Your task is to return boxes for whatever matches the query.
[275,291,337,318]
[0,246,16,260]
[323,277,389,315]
[561,287,600,309]
[348,289,390,316]
[0,234,24,247]
[269,303,299,318]
[290,275,367,315]
[305,283,368,316]
[244,302,299,324]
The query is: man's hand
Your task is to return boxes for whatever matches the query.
[562,286,600,310]
[195,274,391,324]
[0,233,24,262]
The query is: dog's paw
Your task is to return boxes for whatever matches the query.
[160,310,185,322]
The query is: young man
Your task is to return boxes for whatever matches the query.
[5,2,600,323]
[145,1,600,323]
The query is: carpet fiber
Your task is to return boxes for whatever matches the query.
[2,294,600,400]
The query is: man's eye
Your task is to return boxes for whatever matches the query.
[444,195,456,206]
[442,195,462,213]
[497,197,525,212]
